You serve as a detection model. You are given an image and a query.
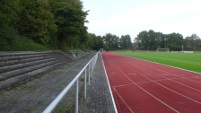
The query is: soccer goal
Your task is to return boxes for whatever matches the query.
[156,48,169,52]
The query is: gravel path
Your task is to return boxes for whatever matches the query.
[0,53,95,113]
[79,53,116,113]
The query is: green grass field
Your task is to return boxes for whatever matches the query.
[116,52,201,73]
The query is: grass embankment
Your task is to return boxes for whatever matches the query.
[116,52,201,73]
[0,25,51,51]
[0,36,50,51]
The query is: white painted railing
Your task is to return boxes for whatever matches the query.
[43,52,99,113]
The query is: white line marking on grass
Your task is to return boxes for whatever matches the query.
[112,62,179,113]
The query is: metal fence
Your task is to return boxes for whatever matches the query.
[43,52,99,113]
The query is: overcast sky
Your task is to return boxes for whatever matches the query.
[82,0,201,41]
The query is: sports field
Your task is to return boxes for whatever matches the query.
[116,52,201,73]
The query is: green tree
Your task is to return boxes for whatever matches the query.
[119,35,132,49]
[103,33,119,50]
[86,33,95,49]
[135,30,149,50]
[15,0,57,45]
[49,0,88,49]
[159,33,168,48]
[184,34,201,51]
[166,33,183,51]
[87,33,103,51]
[0,0,21,50]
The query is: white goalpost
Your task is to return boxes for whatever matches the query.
[156,48,169,52]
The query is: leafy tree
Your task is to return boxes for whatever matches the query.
[184,34,201,51]
[94,36,104,50]
[103,33,119,50]
[135,30,150,50]
[87,33,103,51]
[0,0,21,50]
[49,0,88,49]
[166,33,183,51]
[159,33,168,48]
[15,0,57,45]
[0,0,20,26]
[119,35,132,49]
[86,33,95,50]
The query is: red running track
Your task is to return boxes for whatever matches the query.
[102,52,201,113]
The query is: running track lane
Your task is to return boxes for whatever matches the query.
[102,52,201,113]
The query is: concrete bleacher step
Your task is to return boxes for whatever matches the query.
[0,51,72,90]
[0,58,65,81]
[0,58,67,90]
[0,55,51,67]
[0,51,52,61]
[0,57,56,74]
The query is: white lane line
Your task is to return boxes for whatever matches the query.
[114,83,134,88]
[114,79,176,87]
[128,58,201,84]
[101,54,118,113]
[158,76,201,93]
[113,87,134,113]
[124,63,201,105]
[112,62,179,113]
[114,77,201,93]
[158,69,201,84]
[140,73,201,104]
[123,59,201,93]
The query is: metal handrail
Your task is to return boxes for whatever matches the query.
[43,52,99,113]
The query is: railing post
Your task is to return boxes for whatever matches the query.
[75,79,79,113]
[91,58,93,73]
[88,63,90,86]
[84,68,87,99]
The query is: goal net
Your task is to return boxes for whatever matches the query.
[157,48,169,52]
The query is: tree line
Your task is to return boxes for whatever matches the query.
[134,30,201,51]
[89,30,201,51]
[88,33,132,51]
